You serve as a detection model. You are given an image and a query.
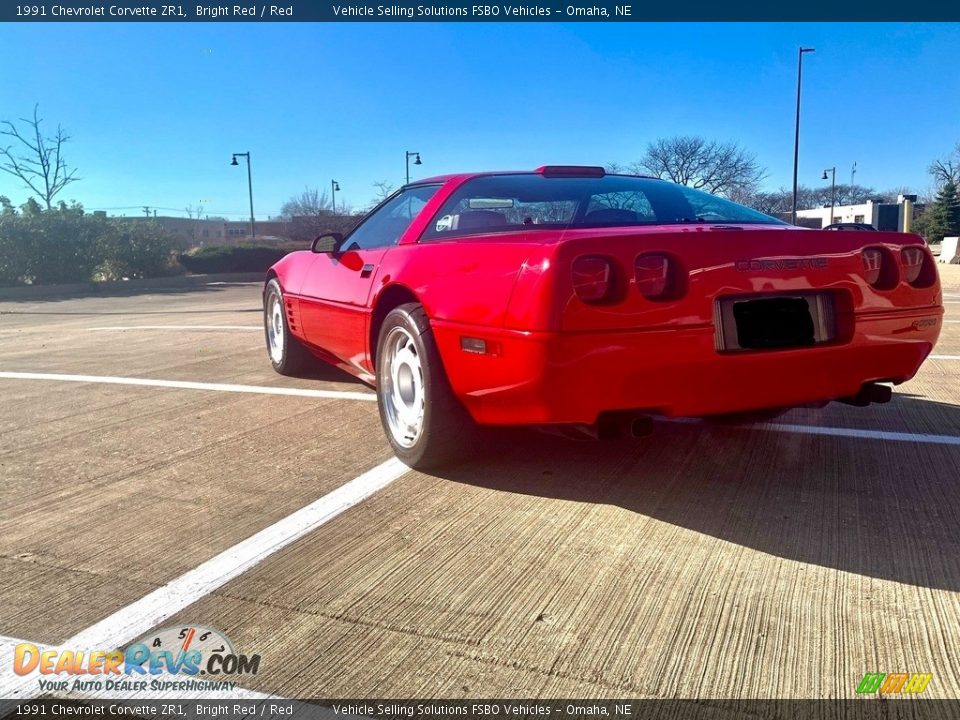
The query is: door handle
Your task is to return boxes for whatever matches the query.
[360,263,375,278]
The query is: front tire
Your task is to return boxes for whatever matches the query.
[376,303,476,469]
[264,278,312,376]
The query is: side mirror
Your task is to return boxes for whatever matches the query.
[311,232,343,254]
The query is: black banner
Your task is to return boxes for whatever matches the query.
[3,1,959,22]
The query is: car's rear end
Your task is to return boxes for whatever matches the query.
[428,172,943,427]
[426,169,943,424]
[485,227,941,425]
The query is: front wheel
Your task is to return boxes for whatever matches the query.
[376,303,476,470]
[264,278,312,376]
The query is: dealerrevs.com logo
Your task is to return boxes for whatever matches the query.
[13,625,260,694]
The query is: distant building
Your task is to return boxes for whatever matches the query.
[794,197,923,231]
[118,216,295,246]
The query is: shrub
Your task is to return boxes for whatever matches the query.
[177,245,292,274]
[93,221,180,281]
[0,209,179,285]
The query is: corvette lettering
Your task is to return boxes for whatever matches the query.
[735,258,829,271]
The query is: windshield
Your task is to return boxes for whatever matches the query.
[421,173,784,240]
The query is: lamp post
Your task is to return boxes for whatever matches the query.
[331,180,340,214]
[405,151,421,185]
[791,47,815,225]
[230,152,255,239]
[822,167,837,224]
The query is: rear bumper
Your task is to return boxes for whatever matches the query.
[432,307,943,426]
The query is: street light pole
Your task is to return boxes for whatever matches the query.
[231,152,255,239]
[792,47,815,225]
[405,151,421,185]
[822,167,836,224]
[331,179,340,214]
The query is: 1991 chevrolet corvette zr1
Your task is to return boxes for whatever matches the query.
[263,166,943,469]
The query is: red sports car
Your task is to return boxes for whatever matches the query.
[264,166,942,468]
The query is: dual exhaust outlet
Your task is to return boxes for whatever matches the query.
[565,382,892,441]
[837,382,893,408]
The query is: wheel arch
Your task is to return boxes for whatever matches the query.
[264,269,279,294]
[369,283,421,367]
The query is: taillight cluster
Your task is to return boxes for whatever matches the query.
[635,253,684,300]
[572,253,684,303]
[861,246,933,289]
[900,247,925,284]
[571,256,613,303]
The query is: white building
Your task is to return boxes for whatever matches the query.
[795,197,920,231]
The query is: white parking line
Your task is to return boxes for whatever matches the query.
[931,355,960,360]
[0,458,409,700]
[668,417,960,446]
[88,326,261,331]
[0,372,377,402]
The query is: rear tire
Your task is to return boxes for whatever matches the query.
[376,303,476,470]
[264,278,312,376]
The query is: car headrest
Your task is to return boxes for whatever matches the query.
[585,208,638,224]
[457,210,508,230]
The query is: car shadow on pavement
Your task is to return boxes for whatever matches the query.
[437,393,960,592]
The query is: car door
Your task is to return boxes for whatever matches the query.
[298,184,440,371]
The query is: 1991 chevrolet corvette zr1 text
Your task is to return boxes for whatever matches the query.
[263,166,943,468]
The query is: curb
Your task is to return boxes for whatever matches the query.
[0,273,265,301]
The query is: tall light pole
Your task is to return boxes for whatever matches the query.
[822,167,837,224]
[405,151,421,185]
[230,152,255,239]
[331,179,340,214]
[850,161,857,188]
[792,47,815,225]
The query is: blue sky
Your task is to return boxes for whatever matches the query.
[1,22,958,219]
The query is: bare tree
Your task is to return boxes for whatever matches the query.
[0,104,79,210]
[184,204,205,242]
[279,186,365,243]
[929,143,960,187]
[371,180,395,204]
[279,186,332,220]
[633,136,765,198]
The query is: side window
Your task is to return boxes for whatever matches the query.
[343,185,440,251]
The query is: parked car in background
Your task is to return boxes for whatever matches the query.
[263,167,943,468]
[824,222,878,232]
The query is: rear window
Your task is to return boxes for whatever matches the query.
[421,174,783,240]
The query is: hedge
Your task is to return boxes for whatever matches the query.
[0,211,179,285]
[177,245,293,274]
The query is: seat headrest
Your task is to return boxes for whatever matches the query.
[457,210,508,230]
[585,208,638,224]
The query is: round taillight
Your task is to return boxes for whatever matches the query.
[861,247,897,289]
[635,253,684,300]
[572,256,614,303]
[900,246,925,285]
[862,248,882,285]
